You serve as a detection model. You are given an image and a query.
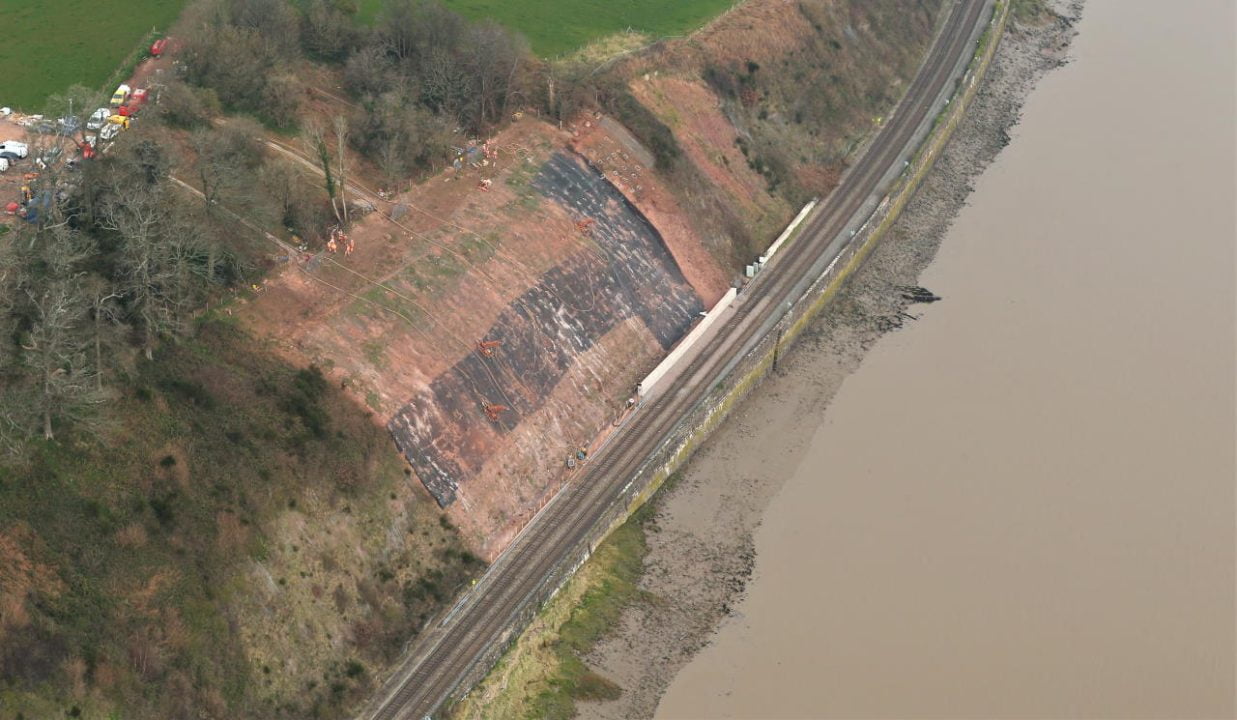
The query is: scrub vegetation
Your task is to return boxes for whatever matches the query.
[0,0,961,715]
[355,0,734,56]
[449,501,654,720]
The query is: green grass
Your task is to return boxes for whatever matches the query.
[450,497,656,720]
[357,0,733,57]
[0,0,187,111]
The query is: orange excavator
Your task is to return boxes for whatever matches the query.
[481,401,508,422]
[477,339,502,357]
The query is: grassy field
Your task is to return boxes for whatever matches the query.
[0,0,187,111]
[357,0,734,57]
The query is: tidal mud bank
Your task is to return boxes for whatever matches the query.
[578,4,1084,718]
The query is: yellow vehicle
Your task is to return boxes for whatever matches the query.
[107,114,130,129]
[110,83,131,108]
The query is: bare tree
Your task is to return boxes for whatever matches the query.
[301,0,358,61]
[420,45,471,120]
[302,119,342,224]
[190,121,262,214]
[333,115,350,225]
[466,21,525,126]
[17,224,107,441]
[82,275,123,392]
[101,188,202,359]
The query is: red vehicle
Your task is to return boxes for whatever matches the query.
[119,88,148,117]
[150,38,168,57]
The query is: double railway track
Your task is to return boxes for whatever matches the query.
[363,1,991,716]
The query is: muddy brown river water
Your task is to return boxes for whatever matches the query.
[653,0,1236,717]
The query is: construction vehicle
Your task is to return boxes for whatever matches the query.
[481,401,508,422]
[150,38,168,57]
[477,340,502,357]
[119,89,148,117]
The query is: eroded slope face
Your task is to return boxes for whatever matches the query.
[390,150,702,510]
[246,120,709,557]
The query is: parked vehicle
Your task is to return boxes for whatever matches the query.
[0,141,28,158]
[110,84,131,108]
[0,151,20,163]
[98,124,120,141]
[119,89,148,117]
[86,107,110,131]
[107,114,130,129]
[150,37,168,57]
[0,158,8,173]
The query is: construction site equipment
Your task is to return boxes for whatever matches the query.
[86,108,110,131]
[119,89,148,117]
[576,218,595,236]
[477,340,502,357]
[481,401,508,422]
[150,38,168,57]
[0,141,28,158]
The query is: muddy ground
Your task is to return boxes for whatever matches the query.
[577,4,1084,718]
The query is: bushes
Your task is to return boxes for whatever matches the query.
[179,0,303,127]
[282,365,330,439]
[157,80,221,129]
[349,92,454,180]
[606,90,681,171]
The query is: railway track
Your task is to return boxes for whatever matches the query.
[362,1,990,716]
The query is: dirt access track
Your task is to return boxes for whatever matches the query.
[243,117,724,559]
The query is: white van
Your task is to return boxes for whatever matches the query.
[0,141,28,158]
[86,108,111,131]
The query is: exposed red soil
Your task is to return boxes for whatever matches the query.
[242,119,579,416]
[239,116,715,558]
[629,75,790,239]
[570,114,731,306]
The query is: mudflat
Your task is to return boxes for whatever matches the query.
[582,0,1236,717]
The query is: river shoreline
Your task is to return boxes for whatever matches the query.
[578,3,1085,718]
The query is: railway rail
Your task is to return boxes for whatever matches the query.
[362,1,992,716]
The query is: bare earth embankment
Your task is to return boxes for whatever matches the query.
[578,4,1084,718]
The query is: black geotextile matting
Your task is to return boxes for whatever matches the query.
[388,151,703,507]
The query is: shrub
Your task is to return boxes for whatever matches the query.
[606,90,681,171]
